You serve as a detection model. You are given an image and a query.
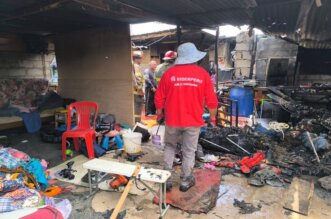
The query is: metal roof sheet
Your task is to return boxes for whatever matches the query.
[0,0,330,48]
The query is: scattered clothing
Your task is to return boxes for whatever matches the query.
[8,148,30,162]
[0,178,24,193]
[23,159,48,189]
[203,163,217,171]
[44,197,72,219]
[0,148,23,169]
[0,187,41,213]
[20,206,65,219]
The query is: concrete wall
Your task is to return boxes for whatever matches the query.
[55,24,134,125]
[235,32,254,78]
[209,41,233,68]
[0,34,54,79]
[255,36,298,86]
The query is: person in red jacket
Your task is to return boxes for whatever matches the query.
[155,42,218,192]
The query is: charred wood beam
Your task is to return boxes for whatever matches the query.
[131,30,176,41]
[0,0,71,23]
[73,0,173,22]
[72,0,111,11]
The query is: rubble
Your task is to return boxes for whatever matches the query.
[318,176,331,191]
[233,199,262,214]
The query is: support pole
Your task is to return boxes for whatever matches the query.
[176,25,181,46]
[306,132,320,163]
[214,26,220,91]
[110,166,141,219]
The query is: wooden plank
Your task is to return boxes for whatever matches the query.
[283,177,314,216]
[110,166,141,219]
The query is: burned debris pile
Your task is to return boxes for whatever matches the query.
[198,86,331,193]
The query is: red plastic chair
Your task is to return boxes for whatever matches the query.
[62,102,98,160]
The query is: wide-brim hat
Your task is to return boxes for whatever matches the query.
[175,42,206,65]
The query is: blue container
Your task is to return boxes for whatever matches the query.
[229,87,254,117]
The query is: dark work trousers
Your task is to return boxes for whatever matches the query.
[134,94,144,123]
[145,87,156,116]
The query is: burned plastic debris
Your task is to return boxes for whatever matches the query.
[233,199,262,214]
[199,126,268,156]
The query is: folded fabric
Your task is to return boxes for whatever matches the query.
[0,187,41,213]
[0,148,22,169]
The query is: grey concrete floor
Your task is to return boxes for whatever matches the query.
[1,129,65,167]
[2,131,331,219]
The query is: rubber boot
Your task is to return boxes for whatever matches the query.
[166,178,173,192]
[179,175,195,192]
[165,169,174,192]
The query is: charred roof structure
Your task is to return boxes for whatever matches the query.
[0,0,330,48]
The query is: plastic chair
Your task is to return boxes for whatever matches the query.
[62,102,98,160]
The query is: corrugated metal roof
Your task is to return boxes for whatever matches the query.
[0,0,330,48]
[253,0,331,49]
[122,0,331,49]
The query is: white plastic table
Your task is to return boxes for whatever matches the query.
[83,159,171,219]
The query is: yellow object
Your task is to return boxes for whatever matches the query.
[10,173,20,180]
[44,186,62,197]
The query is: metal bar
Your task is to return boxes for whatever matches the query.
[200,138,230,152]
[214,26,220,91]
[219,103,231,107]
[96,171,99,190]
[306,132,320,163]
[235,100,239,127]
[163,182,166,208]
[137,180,157,196]
[229,99,233,126]
[176,25,181,46]
[159,183,163,216]
[88,169,92,194]
[226,137,251,155]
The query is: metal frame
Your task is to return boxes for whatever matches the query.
[217,97,238,127]
[137,180,170,219]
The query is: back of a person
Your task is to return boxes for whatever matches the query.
[155,42,218,193]
[161,64,211,127]
[155,62,173,83]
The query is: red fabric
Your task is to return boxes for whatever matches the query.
[153,169,221,214]
[20,206,64,219]
[155,64,218,127]
[238,151,265,173]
